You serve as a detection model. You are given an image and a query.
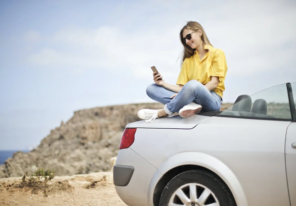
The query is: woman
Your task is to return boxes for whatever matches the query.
[138,21,227,122]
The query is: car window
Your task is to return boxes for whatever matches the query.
[218,83,292,120]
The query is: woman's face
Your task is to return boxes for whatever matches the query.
[182,28,203,49]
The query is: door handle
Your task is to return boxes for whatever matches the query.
[292,143,296,149]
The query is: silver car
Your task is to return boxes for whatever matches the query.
[113,82,296,206]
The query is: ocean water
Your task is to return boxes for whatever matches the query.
[0,150,30,165]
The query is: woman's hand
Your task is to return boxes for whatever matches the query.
[170,93,177,99]
[205,76,219,91]
[153,72,164,86]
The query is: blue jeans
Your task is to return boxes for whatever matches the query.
[146,80,222,115]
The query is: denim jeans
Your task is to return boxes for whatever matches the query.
[146,80,222,115]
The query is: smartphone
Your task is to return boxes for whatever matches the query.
[151,66,162,80]
[151,66,159,74]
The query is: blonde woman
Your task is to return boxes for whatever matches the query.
[138,21,228,122]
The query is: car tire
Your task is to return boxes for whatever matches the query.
[159,170,236,206]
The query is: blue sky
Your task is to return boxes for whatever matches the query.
[1,0,296,150]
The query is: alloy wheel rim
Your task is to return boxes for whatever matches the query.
[168,183,220,206]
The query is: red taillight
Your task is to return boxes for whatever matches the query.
[119,128,137,149]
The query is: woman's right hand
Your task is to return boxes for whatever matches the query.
[153,72,164,86]
[170,93,177,99]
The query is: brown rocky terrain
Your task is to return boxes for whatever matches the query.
[0,102,232,178]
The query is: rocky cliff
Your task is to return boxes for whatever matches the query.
[0,102,232,178]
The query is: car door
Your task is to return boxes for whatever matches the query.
[286,123,296,206]
[286,82,296,206]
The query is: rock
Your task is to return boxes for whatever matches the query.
[110,157,117,171]
[0,165,6,178]
[4,160,24,177]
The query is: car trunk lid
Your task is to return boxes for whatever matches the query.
[126,115,210,129]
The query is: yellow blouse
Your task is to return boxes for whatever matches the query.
[176,45,228,98]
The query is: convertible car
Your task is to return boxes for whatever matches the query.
[113,82,296,206]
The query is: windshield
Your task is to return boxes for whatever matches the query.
[218,82,294,120]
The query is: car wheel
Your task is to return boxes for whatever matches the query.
[159,170,236,206]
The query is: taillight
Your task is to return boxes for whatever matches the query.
[119,128,137,149]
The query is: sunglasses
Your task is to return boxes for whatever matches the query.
[183,32,195,41]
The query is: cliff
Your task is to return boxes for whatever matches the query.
[0,102,232,178]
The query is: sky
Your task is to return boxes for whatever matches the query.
[0,0,296,150]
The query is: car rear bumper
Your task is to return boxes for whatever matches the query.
[114,148,160,206]
[113,165,134,186]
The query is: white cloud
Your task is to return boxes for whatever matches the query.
[28,25,182,83]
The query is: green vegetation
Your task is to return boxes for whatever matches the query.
[31,168,55,181]
[0,168,72,197]
[17,168,56,196]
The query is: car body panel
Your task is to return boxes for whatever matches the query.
[126,114,210,129]
[115,148,159,206]
[286,122,296,206]
[148,152,248,206]
[130,116,291,206]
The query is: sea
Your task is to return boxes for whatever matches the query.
[0,150,30,165]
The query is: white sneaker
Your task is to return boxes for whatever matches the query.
[179,103,202,118]
[137,109,159,123]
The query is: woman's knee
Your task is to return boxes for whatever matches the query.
[146,84,158,98]
[183,80,203,92]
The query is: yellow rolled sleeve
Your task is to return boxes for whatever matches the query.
[210,49,227,82]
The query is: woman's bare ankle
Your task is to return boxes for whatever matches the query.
[158,109,168,118]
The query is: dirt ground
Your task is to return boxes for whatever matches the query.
[0,172,126,206]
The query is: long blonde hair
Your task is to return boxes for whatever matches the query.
[180,21,213,61]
